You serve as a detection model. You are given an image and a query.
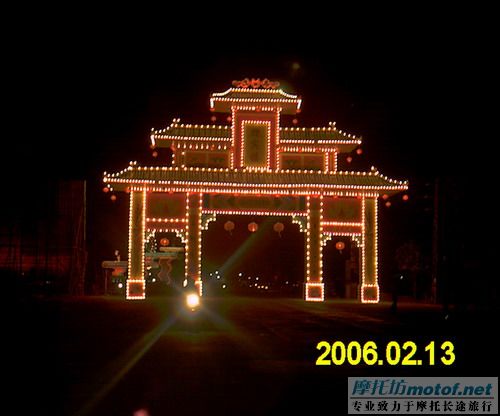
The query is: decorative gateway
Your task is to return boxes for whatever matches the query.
[103,79,408,302]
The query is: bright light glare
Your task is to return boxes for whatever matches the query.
[186,293,200,309]
[118,283,123,289]
[183,279,188,287]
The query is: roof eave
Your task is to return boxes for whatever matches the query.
[103,169,408,196]
[103,181,407,196]
[210,99,300,115]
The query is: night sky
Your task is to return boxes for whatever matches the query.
[3,12,495,295]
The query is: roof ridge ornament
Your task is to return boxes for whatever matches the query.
[232,78,280,89]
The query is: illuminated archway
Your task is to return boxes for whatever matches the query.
[103,79,407,302]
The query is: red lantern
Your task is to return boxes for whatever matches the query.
[110,194,117,202]
[248,222,258,233]
[335,241,345,252]
[226,116,232,122]
[292,118,298,125]
[273,222,284,236]
[224,221,235,234]
[102,187,109,193]
[346,156,353,163]
[402,194,409,201]
[152,151,158,158]
[210,115,217,122]
[356,148,363,155]
[385,201,392,208]
[382,194,389,200]
[160,238,170,246]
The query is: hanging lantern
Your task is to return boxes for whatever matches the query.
[152,151,158,158]
[160,238,170,247]
[402,194,409,201]
[210,115,217,122]
[346,156,353,163]
[224,221,235,235]
[226,116,232,122]
[273,222,284,237]
[385,201,392,208]
[102,187,109,193]
[335,241,345,252]
[292,118,298,125]
[110,194,117,202]
[248,222,258,233]
[356,148,363,155]
[382,194,389,200]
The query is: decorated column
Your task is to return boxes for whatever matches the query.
[185,193,203,295]
[127,189,146,299]
[305,196,324,301]
[361,197,379,302]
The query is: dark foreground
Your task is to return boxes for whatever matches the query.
[13,295,496,415]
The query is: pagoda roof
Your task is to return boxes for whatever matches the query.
[210,87,301,114]
[152,121,231,142]
[104,165,407,196]
[152,121,361,152]
[280,125,360,142]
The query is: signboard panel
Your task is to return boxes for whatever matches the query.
[147,193,186,219]
[203,194,306,213]
[323,197,362,221]
[243,124,268,167]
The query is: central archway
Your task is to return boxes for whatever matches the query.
[201,215,304,298]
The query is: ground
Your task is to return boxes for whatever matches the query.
[13,295,496,415]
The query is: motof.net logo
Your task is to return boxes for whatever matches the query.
[351,379,494,397]
[347,377,497,414]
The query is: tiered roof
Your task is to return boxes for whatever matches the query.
[152,121,361,153]
[104,80,408,196]
[210,86,301,114]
